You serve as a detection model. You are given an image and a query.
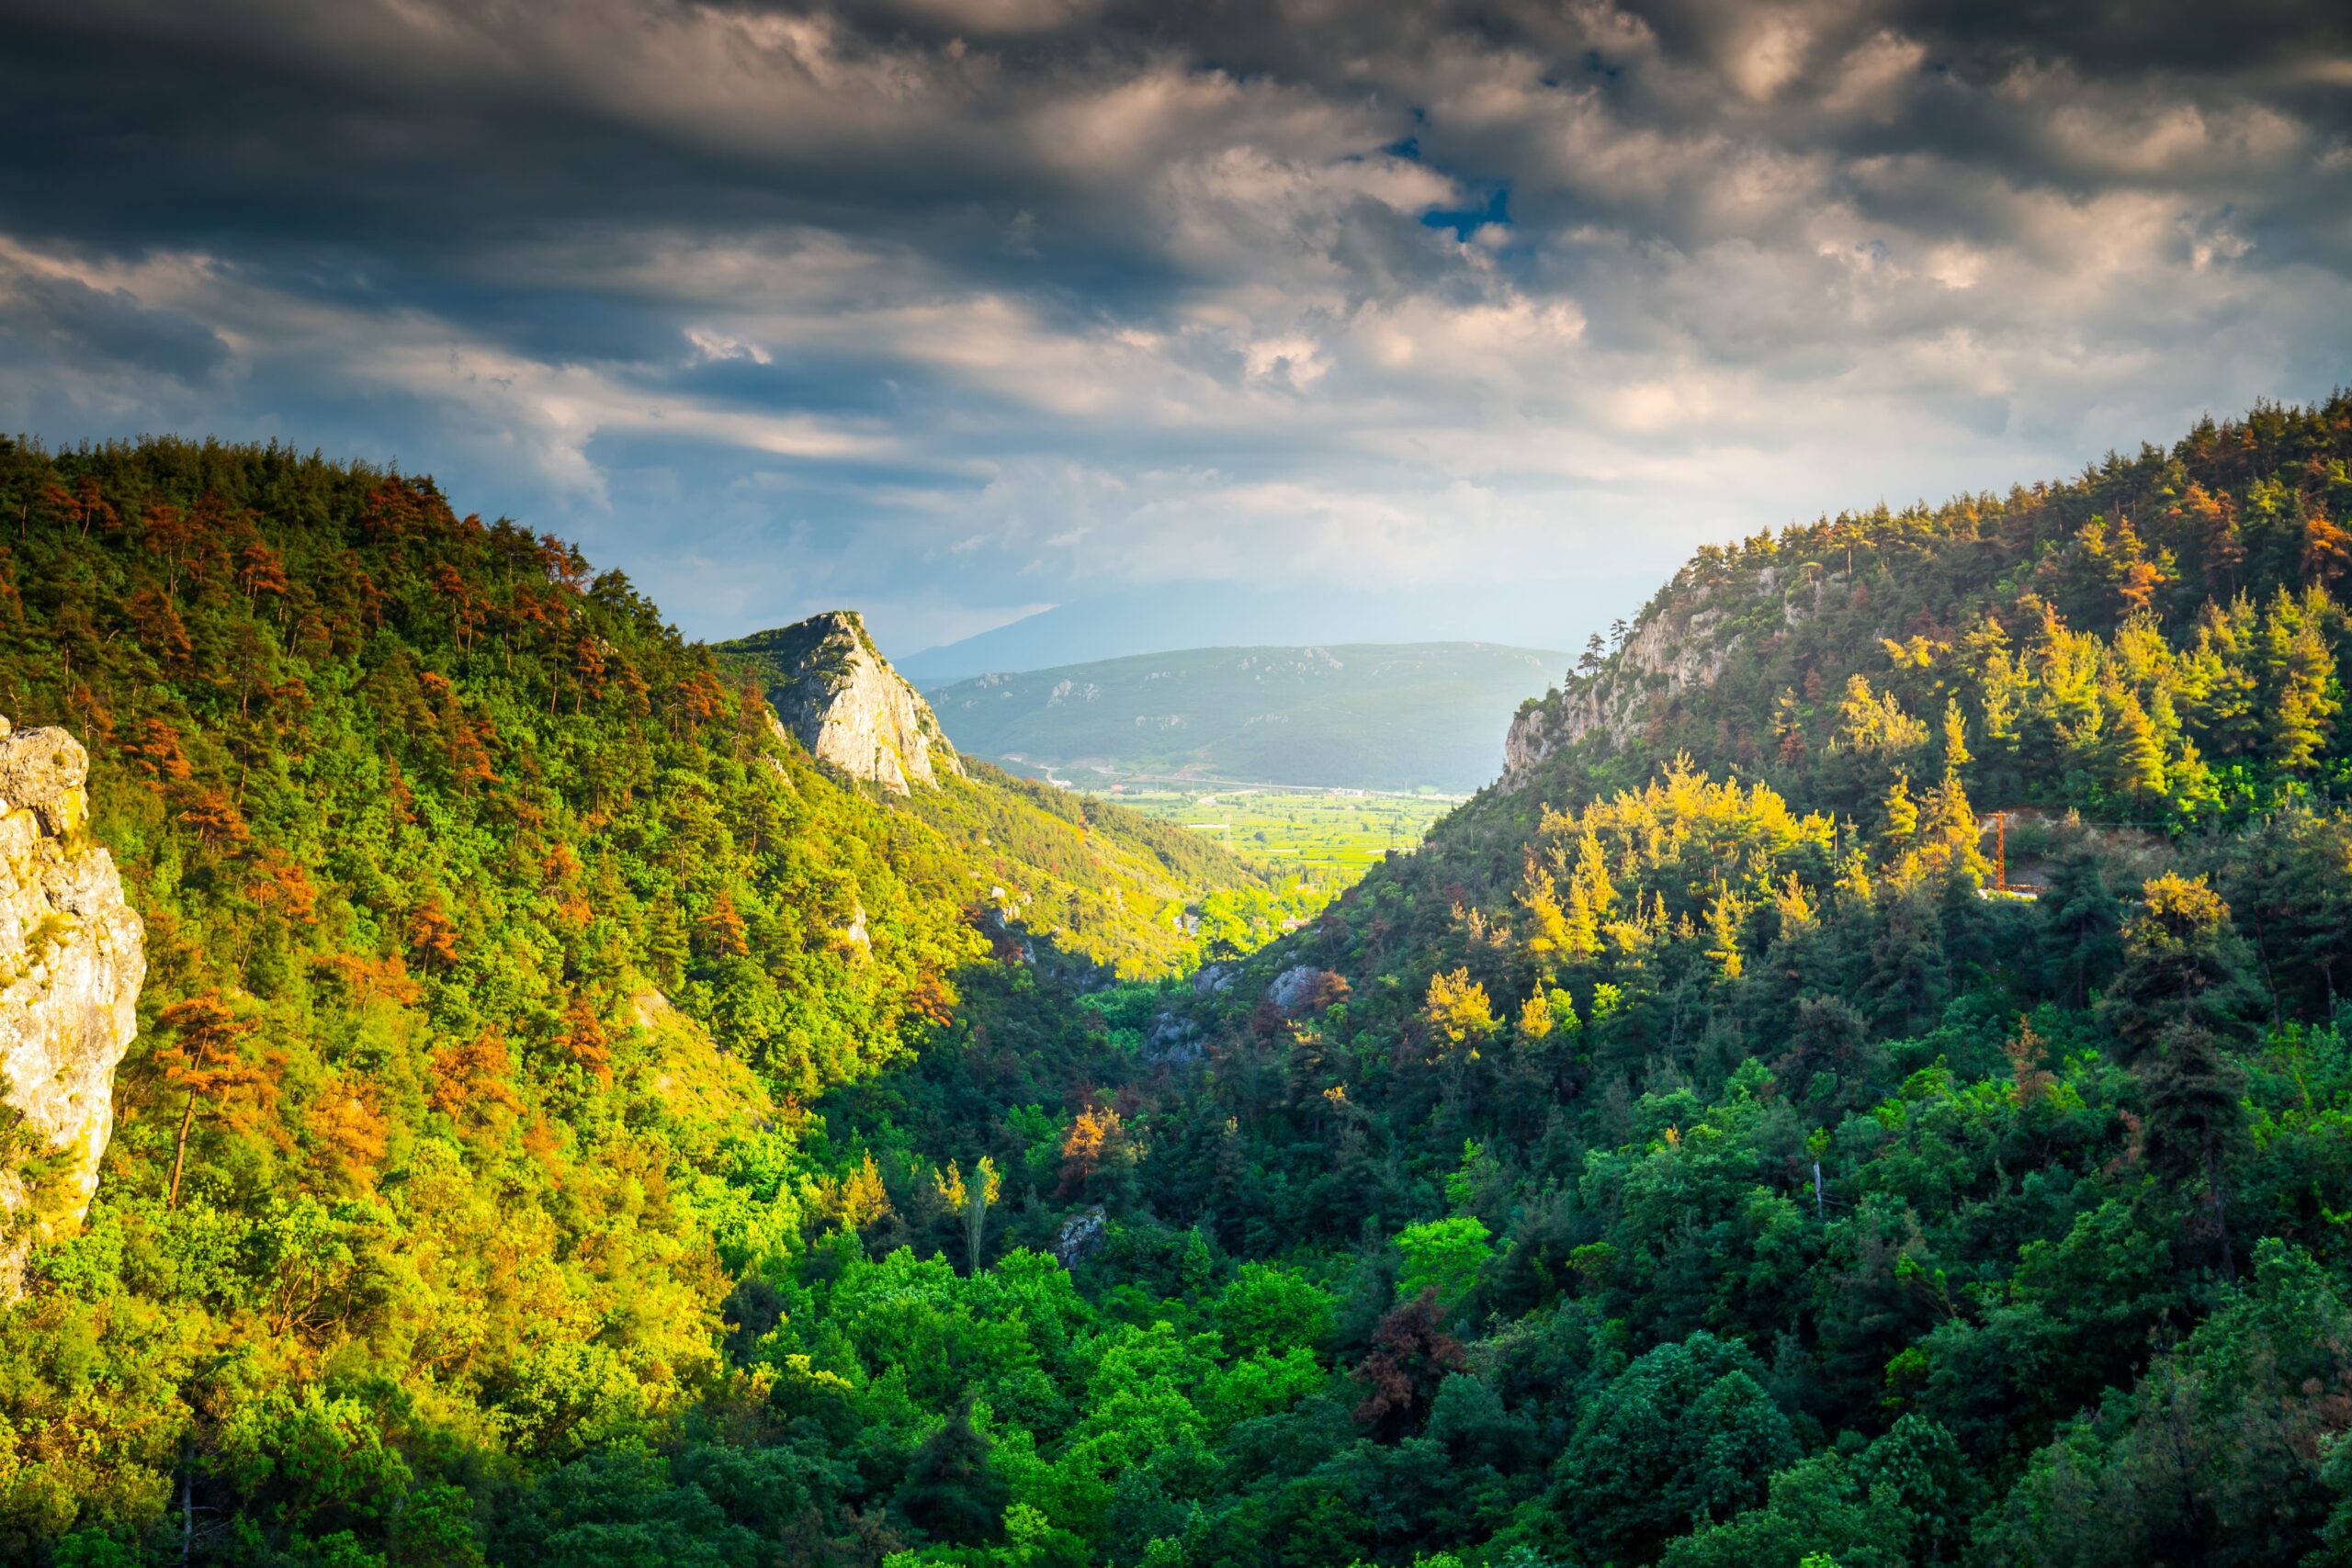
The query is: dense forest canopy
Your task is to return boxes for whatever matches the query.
[7,397,2352,1567]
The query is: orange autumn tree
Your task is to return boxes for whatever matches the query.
[244,849,320,929]
[178,788,252,852]
[408,896,460,974]
[236,536,289,611]
[152,993,273,1209]
[309,1079,390,1190]
[699,887,750,958]
[553,994,612,1078]
[427,1030,526,1131]
[1058,1104,1129,1199]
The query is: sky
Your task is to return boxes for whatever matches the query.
[2,0,2349,662]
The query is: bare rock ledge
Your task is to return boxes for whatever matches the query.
[0,718,144,1297]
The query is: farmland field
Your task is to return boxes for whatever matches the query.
[1078,782,1463,884]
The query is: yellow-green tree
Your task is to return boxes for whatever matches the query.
[1423,969,1498,1059]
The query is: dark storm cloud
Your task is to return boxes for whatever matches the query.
[0,0,2345,652]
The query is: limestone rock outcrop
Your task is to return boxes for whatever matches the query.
[0,718,144,1295]
[1502,604,1734,788]
[1054,1204,1108,1268]
[725,612,962,795]
[1500,565,1843,791]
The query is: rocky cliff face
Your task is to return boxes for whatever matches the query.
[726,612,962,795]
[1501,564,1838,791]
[0,719,144,1295]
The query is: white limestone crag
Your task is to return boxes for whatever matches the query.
[1501,566,1847,791]
[0,718,144,1296]
[737,612,962,796]
[1501,599,1733,787]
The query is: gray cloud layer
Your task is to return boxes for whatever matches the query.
[2,0,2346,653]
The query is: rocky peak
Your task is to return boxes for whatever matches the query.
[725,611,963,796]
[1500,567,1841,791]
[0,718,145,1296]
[1500,604,1729,789]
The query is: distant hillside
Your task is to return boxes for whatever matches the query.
[926,641,1567,792]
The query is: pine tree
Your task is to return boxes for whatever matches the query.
[897,1398,1007,1544]
[2102,874,2262,1055]
[963,1156,1001,1273]
[2140,1020,2249,1278]
[1880,774,1918,852]
[2266,594,2339,775]
[1566,830,1615,956]
[1516,857,1573,971]
[1424,968,1498,1058]
[1939,698,1971,781]
[1774,994,1866,1100]
[2100,874,2260,1276]
[2108,684,2169,806]
[151,994,270,1209]
[2041,848,2123,1009]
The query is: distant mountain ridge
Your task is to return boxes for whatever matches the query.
[925,640,1568,793]
[891,580,1639,682]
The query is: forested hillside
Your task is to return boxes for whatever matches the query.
[1507,394,2352,826]
[1060,394,2352,1566]
[823,397,2352,1568]
[0,438,1264,1566]
[15,399,2352,1568]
